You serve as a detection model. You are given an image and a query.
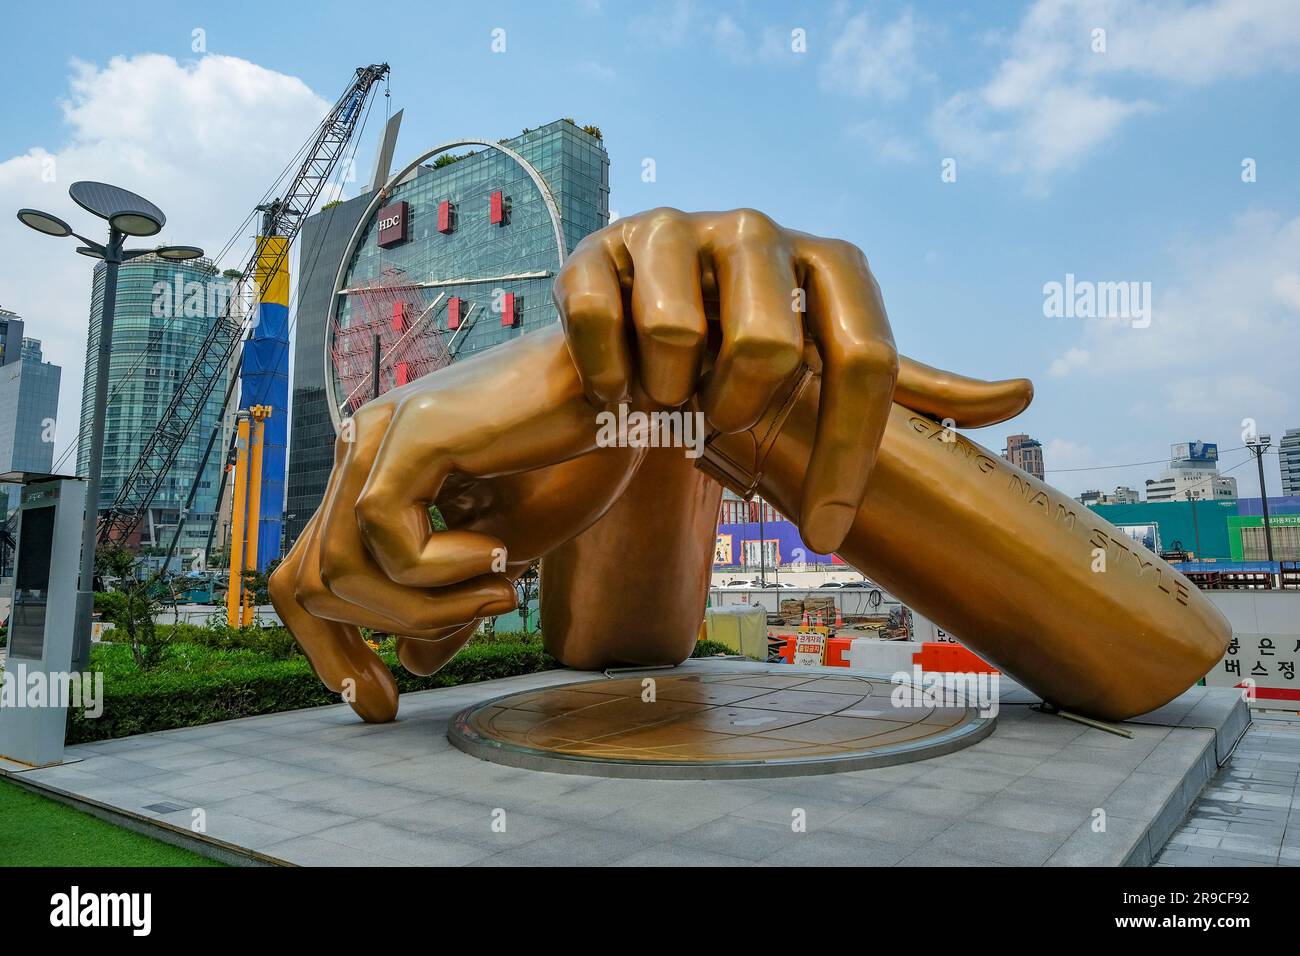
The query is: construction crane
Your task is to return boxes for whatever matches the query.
[96,63,389,551]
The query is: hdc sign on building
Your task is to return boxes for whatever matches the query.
[377,201,409,248]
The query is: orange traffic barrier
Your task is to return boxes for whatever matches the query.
[824,637,853,667]
[916,642,999,674]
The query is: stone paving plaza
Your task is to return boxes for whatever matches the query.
[9,659,1259,867]
[1156,714,1300,867]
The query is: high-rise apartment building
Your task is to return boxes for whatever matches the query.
[1279,427,1300,497]
[1002,433,1045,481]
[1144,440,1237,502]
[0,308,25,366]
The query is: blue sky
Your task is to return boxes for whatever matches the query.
[3,0,1299,498]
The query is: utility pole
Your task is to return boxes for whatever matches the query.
[1188,489,1202,565]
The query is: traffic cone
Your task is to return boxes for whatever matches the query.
[835,606,844,628]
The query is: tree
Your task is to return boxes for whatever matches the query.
[95,546,178,670]
[514,561,540,634]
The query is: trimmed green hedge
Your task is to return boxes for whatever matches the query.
[67,641,559,744]
[59,629,737,744]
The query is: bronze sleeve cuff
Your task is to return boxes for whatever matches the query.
[693,366,814,500]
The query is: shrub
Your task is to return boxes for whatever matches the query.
[67,641,559,744]
[104,622,302,660]
[691,639,737,658]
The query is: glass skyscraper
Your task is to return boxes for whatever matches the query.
[77,254,236,560]
[286,119,609,547]
[0,316,61,524]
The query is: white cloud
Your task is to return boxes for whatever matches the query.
[630,0,697,47]
[1048,346,1090,377]
[1044,436,1095,470]
[574,61,617,82]
[821,9,928,101]
[1045,209,1300,471]
[846,119,922,163]
[627,4,807,66]
[0,54,332,468]
[932,0,1300,184]
[1083,0,1300,85]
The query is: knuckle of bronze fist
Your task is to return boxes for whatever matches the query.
[641,313,705,349]
[354,489,388,531]
[317,538,348,589]
[639,206,687,227]
[732,330,802,374]
[842,338,899,379]
[268,564,292,601]
[823,237,871,270]
[563,287,621,329]
[727,207,783,245]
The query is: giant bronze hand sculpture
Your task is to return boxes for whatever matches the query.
[271,209,1231,725]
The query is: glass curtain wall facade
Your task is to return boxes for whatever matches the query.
[77,254,236,559]
[285,119,609,548]
[285,197,372,549]
[0,338,61,523]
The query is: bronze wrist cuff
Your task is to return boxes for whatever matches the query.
[694,365,814,500]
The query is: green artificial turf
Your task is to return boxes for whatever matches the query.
[0,777,224,867]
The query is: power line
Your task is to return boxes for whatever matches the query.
[1045,444,1270,474]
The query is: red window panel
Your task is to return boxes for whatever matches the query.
[500,291,517,327]
[489,190,504,225]
[447,296,462,330]
[437,199,453,234]
[395,361,409,387]
[392,300,407,334]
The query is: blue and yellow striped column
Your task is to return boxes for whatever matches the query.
[239,235,290,572]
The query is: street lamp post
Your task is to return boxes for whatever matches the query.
[17,182,203,670]
[1246,434,1275,565]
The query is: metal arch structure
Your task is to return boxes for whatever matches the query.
[323,138,568,434]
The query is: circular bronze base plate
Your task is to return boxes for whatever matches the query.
[448,665,996,779]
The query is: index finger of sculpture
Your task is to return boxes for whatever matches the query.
[796,237,899,554]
